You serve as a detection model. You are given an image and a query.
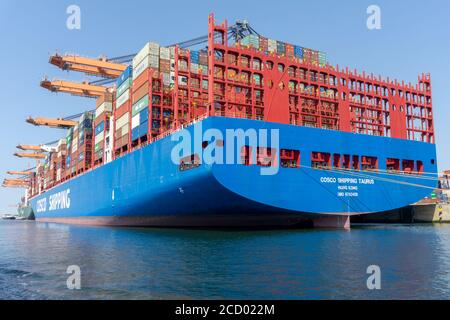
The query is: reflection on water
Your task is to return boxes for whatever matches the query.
[1,221,450,299]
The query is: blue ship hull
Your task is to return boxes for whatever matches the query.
[30,117,438,228]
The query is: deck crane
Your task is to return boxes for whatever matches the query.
[49,54,127,78]
[40,79,110,98]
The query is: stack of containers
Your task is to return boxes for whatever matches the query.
[277,41,286,56]
[65,127,73,179]
[285,43,294,59]
[268,39,277,53]
[318,52,327,66]
[303,48,312,63]
[294,46,303,61]
[94,93,113,163]
[115,65,133,154]
[37,163,44,193]
[198,50,208,76]
[240,34,260,50]
[55,139,67,183]
[76,112,94,172]
[46,152,57,188]
[159,46,171,87]
[311,50,319,65]
[131,92,149,142]
[130,42,161,143]
[70,124,79,176]
[190,50,199,74]
[259,37,269,52]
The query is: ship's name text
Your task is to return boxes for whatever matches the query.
[36,189,71,213]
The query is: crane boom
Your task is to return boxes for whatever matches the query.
[49,54,127,78]
[26,116,77,129]
[14,152,46,159]
[16,144,42,151]
[40,79,110,98]
[7,171,33,175]
[2,179,29,188]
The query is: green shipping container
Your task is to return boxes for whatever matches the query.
[132,95,149,116]
[116,78,133,99]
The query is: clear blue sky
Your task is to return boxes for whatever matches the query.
[0,0,449,213]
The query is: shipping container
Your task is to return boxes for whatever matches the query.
[132,42,160,67]
[116,65,133,88]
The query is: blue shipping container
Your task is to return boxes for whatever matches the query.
[117,65,133,88]
[95,121,105,135]
[139,122,148,137]
[131,127,139,141]
[190,51,199,64]
[277,42,286,54]
[294,46,304,58]
[140,109,149,124]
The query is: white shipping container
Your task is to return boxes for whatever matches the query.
[163,73,171,86]
[169,46,175,59]
[268,39,277,52]
[116,89,130,109]
[133,42,160,67]
[95,132,105,145]
[170,58,175,71]
[121,123,129,135]
[133,55,159,78]
[131,113,140,129]
[56,169,61,182]
[72,137,78,153]
[133,56,149,79]
[95,102,113,118]
[116,113,130,129]
[159,47,170,60]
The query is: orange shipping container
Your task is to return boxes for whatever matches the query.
[133,68,152,92]
[96,92,114,108]
[115,101,131,118]
[133,81,150,102]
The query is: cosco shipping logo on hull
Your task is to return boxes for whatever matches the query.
[36,189,71,213]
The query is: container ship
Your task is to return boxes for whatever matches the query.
[3,14,438,229]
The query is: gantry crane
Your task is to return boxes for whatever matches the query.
[26,116,77,129]
[49,53,127,78]
[40,79,110,98]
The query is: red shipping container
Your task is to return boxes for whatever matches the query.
[132,82,150,102]
[115,101,131,118]
[133,68,152,92]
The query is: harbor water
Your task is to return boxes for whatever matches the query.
[1,220,450,299]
